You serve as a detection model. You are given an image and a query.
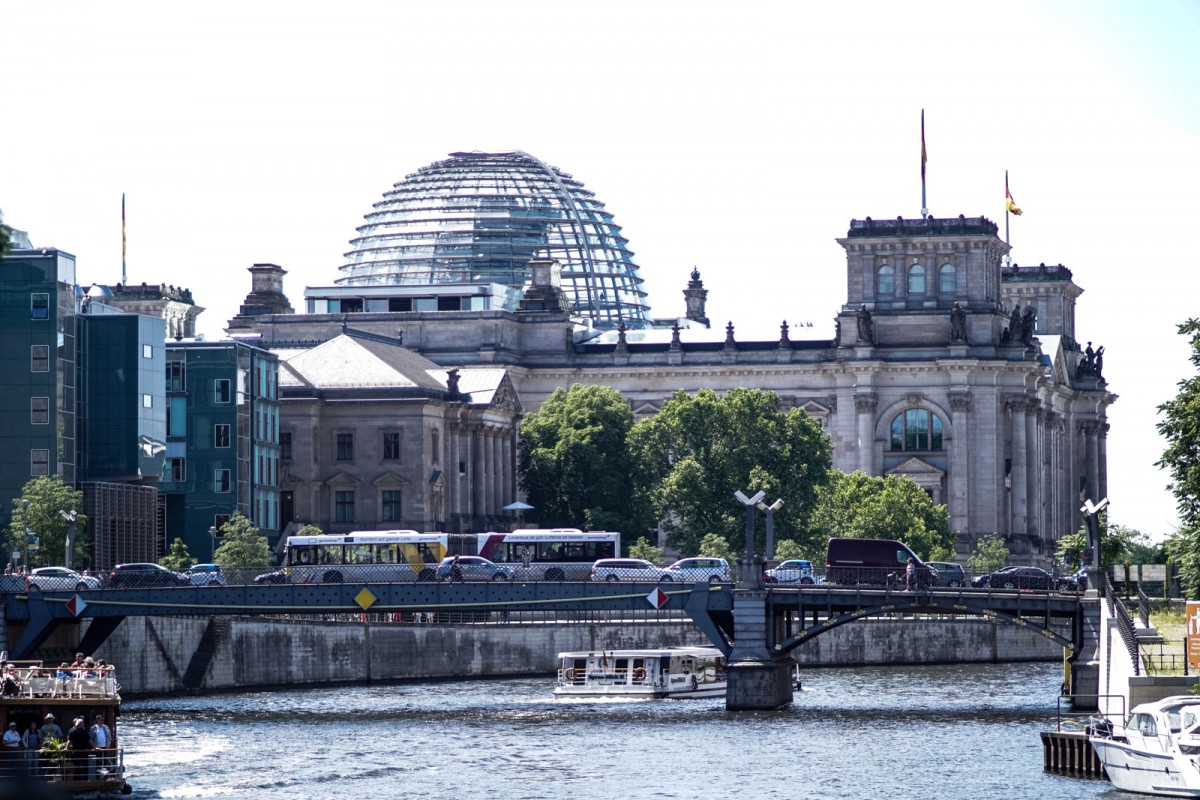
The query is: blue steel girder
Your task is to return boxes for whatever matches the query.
[769,588,1080,656]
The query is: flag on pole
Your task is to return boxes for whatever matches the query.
[920,110,927,182]
[1005,175,1022,216]
[121,193,127,284]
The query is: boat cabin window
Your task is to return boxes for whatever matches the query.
[614,659,628,674]
[1129,713,1158,736]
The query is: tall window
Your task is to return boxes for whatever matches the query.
[382,490,402,522]
[280,431,293,460]
[335,490,355,522]
[31,449,49,476]
[31,345,49,372]
[876,265,894,296]
[938,263,957,293]
[214,379,231,404]
[382,431,400,460]
[890,409,944,451]
[143,344,153,359]
[215,424,231,448]
[31,293,49,320]
[907,264,926,295]
[214,469,231,493]
[167,362,186,391]
[336,433,354,461]
[431,428,439,464]
[31,397,49,425]
[168,458,185,481]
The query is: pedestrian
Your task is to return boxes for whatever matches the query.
[67,717,91,781]
[21,719,42,777]
[90,714,111,771]
[3,563,11,575]
[2,721,21,776]
[905,557,917,591]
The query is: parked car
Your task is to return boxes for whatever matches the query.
[589,558,671,582]
[764,559,815,585]
[254,570,287,585]
[185,563,226,586]
[109,562,189,588]
[824,538,937,587]
[435,556,513,582]
[926,561,968,588]
[25,566,102,592]
[971,565,1058,591]
[663,557,731,582]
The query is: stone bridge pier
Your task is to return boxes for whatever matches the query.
[726,559,794,710]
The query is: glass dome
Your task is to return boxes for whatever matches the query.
[339,151,652,329]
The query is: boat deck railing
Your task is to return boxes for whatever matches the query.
[0,746,125,788]
[2,664,119,700]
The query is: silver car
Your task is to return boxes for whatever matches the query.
[663,557,731,582]
[25,567,102,592]
[589,558,672,582]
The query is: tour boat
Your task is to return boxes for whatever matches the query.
[0,659,130,794]
[553,646,726,700]
[1089,695,1200,797]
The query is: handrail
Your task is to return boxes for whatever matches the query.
[1106,574,1141,676]
[1136,584,1151,628]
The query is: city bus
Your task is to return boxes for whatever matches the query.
[282,530,477,583]
[476,528,620,581]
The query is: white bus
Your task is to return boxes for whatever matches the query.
[476,528,621,581]
[282,530,477,583]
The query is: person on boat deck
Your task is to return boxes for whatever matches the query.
[905,557,916,591]
[90,714,112,769]
[22,720,43,773]
[67,717,91,780]
[71,652,86,668]
[1,664,19,697]
[40,713,62,742]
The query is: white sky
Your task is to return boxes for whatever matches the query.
[3,0,1198,540]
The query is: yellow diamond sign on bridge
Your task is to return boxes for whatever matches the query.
[354,588,377,611]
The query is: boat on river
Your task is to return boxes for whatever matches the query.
[1089,695,1200,797]
[0,659,130,794]
[554,646,726,700]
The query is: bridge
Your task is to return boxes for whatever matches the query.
[0,567,1097,710]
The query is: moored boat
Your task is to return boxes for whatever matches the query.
[1089,695,1200,797]
[553,646,726,700]
[0,659,130,794]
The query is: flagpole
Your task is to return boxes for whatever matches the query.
[1004,171,1010,249]
[920,109,928,218]
[121,192,127,285]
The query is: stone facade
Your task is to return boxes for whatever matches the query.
[229,215,1113,557]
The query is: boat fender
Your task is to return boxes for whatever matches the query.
[632,667,646,682]
[564,668,576,682]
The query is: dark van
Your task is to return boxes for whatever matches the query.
[824,538,937,587]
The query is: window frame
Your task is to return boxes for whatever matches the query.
[938,263,957,294]
[31,345,50,373]
[889,408,945,452]
[214,379,232,404]
[336,432,354,462]
[381,489,402,522]
[907,264,926,295]
[215,423,231,449]
[335,490,355,522]
[382,431,401,461]
[876,264,894,296]
[214,468,232,493]
[31,449,49,476]
[31,397,49,425]
[31,293,49,320]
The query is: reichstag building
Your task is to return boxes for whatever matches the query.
[228,150,1114,557]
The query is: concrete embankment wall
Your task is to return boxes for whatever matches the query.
[91,616,1071,697]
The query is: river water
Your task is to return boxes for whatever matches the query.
[118,661,1123,800]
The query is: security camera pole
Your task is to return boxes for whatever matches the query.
[59,510,78,570]
[756,498,784,560]
[734,489,765,587]
[1079,497,1109,597]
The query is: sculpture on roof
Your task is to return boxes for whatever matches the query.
[856,304,874,345]
[950,303,967,343]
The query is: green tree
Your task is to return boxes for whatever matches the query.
[628,536,664,565]
[697,533,735,563]
[518,384,643,537]
[773,539,807,561]
[159,537,196,571]
[293,524,323,538]
[212,511,272,569]
[1159,319,1200,597]
[1057,515,1151,569]
[7,476,88,568]
[809,471,953,560]
[628,388,832,555]
[968,533,1010,574]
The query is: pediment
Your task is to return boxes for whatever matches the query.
[323,471,361,488]
[886,457,945,479]
[799,400,832,417]
[371,471,409,489]
[632,401,660,418]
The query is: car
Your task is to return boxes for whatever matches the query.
[764,559,816,585]
[25,566,102,592]
[971,565,1058,591]
[588,558,672,582]
[663,557,731,583]
[185,563,226,586]
[926,561,967,588]
[109,562,189,588]
[435,556,513,582]
[825,538,937,587]
[254,570,287,585]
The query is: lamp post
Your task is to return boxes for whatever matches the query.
[1080,496,1109,597]
[209,526,219,562]
[59,510,77,570]
[734,490,765,558]
[756,498,784,560]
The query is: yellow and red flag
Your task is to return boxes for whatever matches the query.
[1005,180,1022,216]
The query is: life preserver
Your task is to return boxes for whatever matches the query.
[632,667,646,682]
[564,668,576,682]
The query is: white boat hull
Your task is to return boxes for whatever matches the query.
[1092,737,1200,797]
[554,680,726,700]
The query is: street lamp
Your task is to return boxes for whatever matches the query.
[209,526,219,562]
[756,498,784,560]
[1079,496,1109,596]
[734,489,766,559]
[59,510,77,570]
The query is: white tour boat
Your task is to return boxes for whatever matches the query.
[1090,695,1200,797]
[554,646,727,700]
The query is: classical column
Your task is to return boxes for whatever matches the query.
[1099,422,1110,502]
[472,424,485,521]
[1007,398,1028,538]
[449,421,463,524]
[854,394,877,475]
[1042,411,1059,542]
[1083,421,1100,502]
[485,429,498,519]
[1025,401,1040,545]
[500,430,513,511]
[948,393,972,536]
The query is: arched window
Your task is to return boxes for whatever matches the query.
[938,263,957,293]
[876,265,894,296]
[890,409,944,451]
[908,264,926,295]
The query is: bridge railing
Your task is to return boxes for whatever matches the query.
[1105,574,1142,676]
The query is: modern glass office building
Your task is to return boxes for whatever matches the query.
[331,150,652,329]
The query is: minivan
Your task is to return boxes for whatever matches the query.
[824,538,937,587]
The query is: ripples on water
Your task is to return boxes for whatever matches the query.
[118,662,1119,799]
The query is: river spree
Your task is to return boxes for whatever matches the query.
[119,661,1121,799]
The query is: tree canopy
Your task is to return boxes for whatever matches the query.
[967,533,1010,574]
[213,511,272,569]
[628,388,832,555]
[1158,319,1200,597]
[517,384,642,536]
[6,476,88,569]
[809,471,953,561]
[159,537,196,571]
